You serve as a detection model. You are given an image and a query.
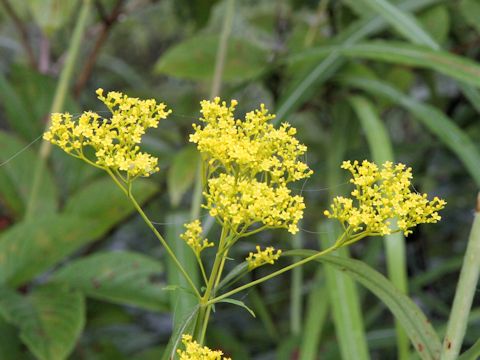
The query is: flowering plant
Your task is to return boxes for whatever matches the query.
[44,90,447,358]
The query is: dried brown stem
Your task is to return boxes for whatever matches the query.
[73,0,125,98]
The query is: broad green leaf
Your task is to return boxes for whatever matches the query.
[64,177,157,229]
[167,145,200,207]
[155,35,267,82]
[460,0,480,33]
[28,0,79,35]
[349,95,409,359]
[285,250,443,360]
[0,284,85,360]
[290,41,480,88]
[0,179,156,286]
[341,77,480,186]
[275,0,441,122]
[357,0,439,49]
[52,252,169,312]
[0,131,57,218]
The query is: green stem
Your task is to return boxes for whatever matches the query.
[105,169,201,299]
[26,0,92,219]
[206,242,341,306]
[441,194,480,360]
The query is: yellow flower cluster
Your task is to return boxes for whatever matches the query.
[177,334,231,360]
[190,98,312,234]
[43,89,171,178]
[180,220,214,255]
[246,246,282,270]
[324,160,446,236]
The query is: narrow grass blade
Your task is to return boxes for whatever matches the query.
[357,0,439,49]
[440,196,480,360]
[349,95,409,360]
[319,222,371,360]
[275,0,442,122]
[342,77,480,186]
[285,250,443,360]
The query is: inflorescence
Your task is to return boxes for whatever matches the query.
[324,160,446,237]
[178,334,231,360]
[43,89,171,178]
[190,97,313,234]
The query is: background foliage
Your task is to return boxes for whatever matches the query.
[0,0,479,359]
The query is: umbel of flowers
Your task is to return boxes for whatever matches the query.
[43,89,171,179]
[189,97,313,235]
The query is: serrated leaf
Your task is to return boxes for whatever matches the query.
[218,298,256,318]
[167,146,199,207]
[0,284,85,360]
[284,250,442,360]
[155,35,267,82]
[0,130,58,218]
[52,251,169,312]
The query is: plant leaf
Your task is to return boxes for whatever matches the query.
[284,250,442,360]
[52,251,170,312]
[218,298,256,318]
[168,146,200,207]
[154,35,267,82]
[0,284,85,360]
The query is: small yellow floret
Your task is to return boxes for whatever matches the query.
[324,160,446,236]
[43,89,171,178]
[246,246,282,270]
[180,220,214,255]
[177,334,231,360]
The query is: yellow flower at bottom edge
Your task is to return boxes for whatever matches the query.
[177,334,231,360]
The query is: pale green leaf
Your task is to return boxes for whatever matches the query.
[167,146,199,207]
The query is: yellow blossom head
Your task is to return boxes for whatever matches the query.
[43,89,171,178]
[246,246,282,270]
[324,160,446,236]
[190,98,312,234]
[180,220,214,255]
[177,334,231,360]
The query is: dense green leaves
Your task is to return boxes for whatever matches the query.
[155,35,267,82]
[53,252,169,311]
[0,284,85,360]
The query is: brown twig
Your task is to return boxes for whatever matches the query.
[73,0,125,98]
[0,0,37,68]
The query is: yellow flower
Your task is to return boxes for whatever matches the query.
[246,246,282,270]
[181,220,214,255]
[177,334,231,360]
[324,160,446,236]
[191,98,312,234]
[43,89,171,178]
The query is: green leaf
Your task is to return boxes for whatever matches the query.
[28,0,79,35]
[64,177,157,229]
[285,250,443,360]
[52,251,169,312]
[0,318,23,360]
[341,77,480,187]
[274,0,441,122]
[218,298,256,318]
[155,35,267,82]
[167,146,200,207]
[460,0,480,33]
[291,41,480,88]
[0,130,58,218]
[356,0,439,49]
[0,284,85,360]
[0,179,156,286]
[458,338,480,360]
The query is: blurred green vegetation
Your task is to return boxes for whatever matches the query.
[0,0,479,359]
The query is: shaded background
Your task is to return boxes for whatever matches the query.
[0,0,479,359]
